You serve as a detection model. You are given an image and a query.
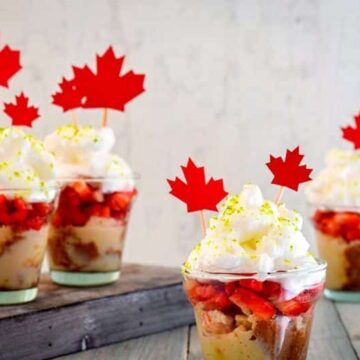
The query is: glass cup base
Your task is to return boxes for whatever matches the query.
[0,288,38,305]
[324,288,360,302]
[50,270,120,287]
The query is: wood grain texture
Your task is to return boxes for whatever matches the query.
[0,263,182,319]
[335,302,360,358]
[308,299,358,360]
[0,264,194,360]
[56,327,189,360]
[187,326,201,360]
[56,298,360,360]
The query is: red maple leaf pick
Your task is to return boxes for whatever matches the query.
[266,146,312,191]
[52,77,83,112]
[341,112,360,149]
[167,158,228,212]
[4,92,40,127]
[52,46,145,112]
[0,45,22,88]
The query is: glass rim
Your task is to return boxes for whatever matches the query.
[306,200,360,212]
[56,172,140,184]
[0,183,59,193]
[183,257,327,281]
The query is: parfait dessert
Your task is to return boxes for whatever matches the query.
[45,125,136,286]
[306,140,360,301]
[184,185,325,360]
[48,45,145,286]
[0,127,57,304]
[168,152,325,360]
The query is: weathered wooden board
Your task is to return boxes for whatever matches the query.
[56,327,189,360]
[335,302,360,358]
[307,299,358,360]
[58,298,360,360]
[0,264,194,360]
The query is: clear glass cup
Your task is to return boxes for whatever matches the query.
[309,203,360,302]
[0,187,57,304]
[47,177,137,287]
[183,260,326,360]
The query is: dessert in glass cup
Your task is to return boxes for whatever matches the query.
[183,185,326,360]
[306,148,360,301]
[0,128,57,304]
[45,124,137,286]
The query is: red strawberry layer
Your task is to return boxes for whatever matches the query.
[0,195,53,231]
[184,278,323,319]
[313,210,360,242]
[52,180,137,227]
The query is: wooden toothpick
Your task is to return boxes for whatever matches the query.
[275,186,284,205]
[102,108,108,127]
[199,211,206,237]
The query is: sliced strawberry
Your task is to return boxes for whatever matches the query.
[24,216,44,231]
[111,210,127,221]
[203,292,233,311]
[72,181,94,201]
[239,279,263,293]
[100,206,111,218]
[70,208,88,226]
[313,210,360,241]
[0,207,10,225]
[276,299,311,316]
[319,217,341,237]
[225,281,237,296]
[107,192,133,211]
[229,288,276,320]
[262,280,282,301]
[60,186,80,207]
[0,194,6,206]
[9,198,28,222]
[295,284,324,304]
[194,284,218,301]
[33,202,52,217]
[52,213,63,227]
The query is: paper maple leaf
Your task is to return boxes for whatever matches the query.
[4,92,40,127]
[266,146,312,191]
[167,158,228,212]
[52,77,84,111]
[0,45,22,88]
[52,46,145,112]
[341,113,360,149]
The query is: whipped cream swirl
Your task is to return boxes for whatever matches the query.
[44,124,134,192]
[0,127,57,202]
[184,184,317,275]
[306,148,360,208]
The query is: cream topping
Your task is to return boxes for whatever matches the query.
[0,127,57,202]
[184,184,317,274]
[44,124,134,192]
[306,148,360,207]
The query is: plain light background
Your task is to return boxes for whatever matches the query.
[0,0,359,268]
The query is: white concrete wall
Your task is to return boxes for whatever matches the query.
[0,0,359,267]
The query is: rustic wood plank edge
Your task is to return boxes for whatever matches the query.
[0,283,195,360]
[183,325,192,360]
[334,301,360,359]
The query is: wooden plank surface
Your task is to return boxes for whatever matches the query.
[0,263,194,360]
[187,326,201,360]
[335,302,360,358]
[307,299,358,360]
[0,263,183,319]
[58,298,360,360]
[56,327,189,360]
